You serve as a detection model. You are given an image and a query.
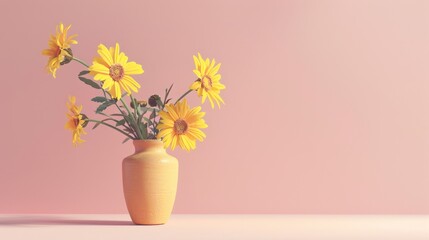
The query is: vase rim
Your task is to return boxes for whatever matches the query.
[133,139,164,152]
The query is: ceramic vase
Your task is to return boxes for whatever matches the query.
[122,140,178,225]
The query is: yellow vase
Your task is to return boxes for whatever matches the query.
[122,140,178,225]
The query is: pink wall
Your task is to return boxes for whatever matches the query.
[0,0,428,214]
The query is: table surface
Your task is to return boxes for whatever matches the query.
[0,214,428,240]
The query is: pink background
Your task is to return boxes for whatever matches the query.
[0,0,428,214]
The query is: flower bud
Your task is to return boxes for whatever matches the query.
[81,114,89,128]
[138,100,148,107]
[148,95,161,107]
[60,48,73,65]
[130,100,148,109]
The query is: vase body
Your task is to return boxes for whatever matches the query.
[122,140,178,225]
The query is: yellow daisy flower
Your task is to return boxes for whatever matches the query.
[65,96,87,146]
[190,53,226,108]
[89,43,144,100]
[157,100,208,151]
[42,23,77,78]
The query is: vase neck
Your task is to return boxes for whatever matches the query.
[133,140,165,153]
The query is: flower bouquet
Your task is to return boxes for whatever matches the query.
[42,23,225,224]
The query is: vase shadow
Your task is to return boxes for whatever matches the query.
[0,215,133,226]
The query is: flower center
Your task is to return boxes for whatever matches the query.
[109,64,125,81]
[201,76,213,90]
[55,46,61,57]
[174,119,188,135]
[73,118,80,128]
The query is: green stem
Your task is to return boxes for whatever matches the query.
[72,56,108,100]
[162,83,174,109]
[175,89,193,105]
[130,95,138,122]
[130,95,145,137]
[87,119,134,139]
[72,56,138,139]
[113,101,137,139]
[102,92,135,138]
[121,98,143,139]
[71,56,142,139]
[72,57,90,68]
[98,84,136,139]
[99,83,108,99]
[149,112,159,137]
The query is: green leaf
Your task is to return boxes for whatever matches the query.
[79,76,101,89]
[104,117,119,123]
[137,109,144,125]
[139,122,148,139]
[167,83,174,95]
[116,119,126,127]
[78,70,90,76]
[96,100,114,113]
[124,114,133,123]
[111,113,126,117]
[97,112,111,118]
[92,118,118,129]
[136,107,142,117]
[163,84,174,107]
[92,121,102,130]
[91,96,107,103]
[122,137,131,144]
[131,96,140,121]
[123,126,135,134]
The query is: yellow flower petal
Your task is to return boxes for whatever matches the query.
[42,23,77,78]
[90,62,110,74]
[89,43,144,96]
[124,62,144,75]
[165,104,179,120]
[118,80,132,95]
[157,100,207,151]
[109,82,122,99]
[179,135,191,151]
[193,69,202,79]
[187,128,206,142]
[117,52,128,65]
[114,43,120,63]
[171,135,178,150]
[102,79,114,90]
[190,53,225,108]
[65,96,86,146]
[193,55,200,71]
[209,63,221,76]
[122,75,141,92]
[190,81,200,91]
[94,73,111,82]
[97,44,114,66]
[164,135,173,148]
